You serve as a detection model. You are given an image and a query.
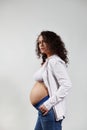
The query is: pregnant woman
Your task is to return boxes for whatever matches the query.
[30,30,72,130]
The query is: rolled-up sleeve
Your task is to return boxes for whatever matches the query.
[43,60,72,110]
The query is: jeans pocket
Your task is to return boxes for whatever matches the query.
[40,108,55,121]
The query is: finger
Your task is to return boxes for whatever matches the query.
[39,107,44,111]
[39,105,48,113]
[39,108,45,113]
[39,105,43,110]
[43,111,48,116]
[39,106,45,111]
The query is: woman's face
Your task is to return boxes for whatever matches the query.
[38,35,50,56]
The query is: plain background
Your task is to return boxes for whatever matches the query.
[0,0,87,130]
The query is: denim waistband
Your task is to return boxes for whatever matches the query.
[33,95,49,110]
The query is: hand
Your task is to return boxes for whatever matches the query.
[39,104,49,116]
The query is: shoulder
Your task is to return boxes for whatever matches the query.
[48,54,65,67]
[47,55,68,75]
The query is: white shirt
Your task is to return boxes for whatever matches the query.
[41,54,72,121]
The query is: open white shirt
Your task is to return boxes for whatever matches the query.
[34,54,72,121]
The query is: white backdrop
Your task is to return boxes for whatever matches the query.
[0,0,87,130]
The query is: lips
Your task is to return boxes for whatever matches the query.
[40,48,44,49]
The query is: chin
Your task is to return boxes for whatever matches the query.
[41,51,45,54]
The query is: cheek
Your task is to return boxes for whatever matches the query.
[44,43,48,48]
[45,45,49,50]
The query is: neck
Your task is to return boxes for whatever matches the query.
[47,53,54,58]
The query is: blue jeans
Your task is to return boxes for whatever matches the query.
[34,108,63,130]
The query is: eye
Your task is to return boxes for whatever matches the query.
[38,40,45,45]
[38,41,41,45]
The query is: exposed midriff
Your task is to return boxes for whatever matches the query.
[30,81,49,105]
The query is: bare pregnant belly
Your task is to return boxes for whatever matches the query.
[30,81,49,105]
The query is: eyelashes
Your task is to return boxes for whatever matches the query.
[38,40,45,45]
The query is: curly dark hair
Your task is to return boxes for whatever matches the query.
[35,30,69,65]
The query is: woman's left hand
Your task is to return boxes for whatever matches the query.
[39,104,49,115]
